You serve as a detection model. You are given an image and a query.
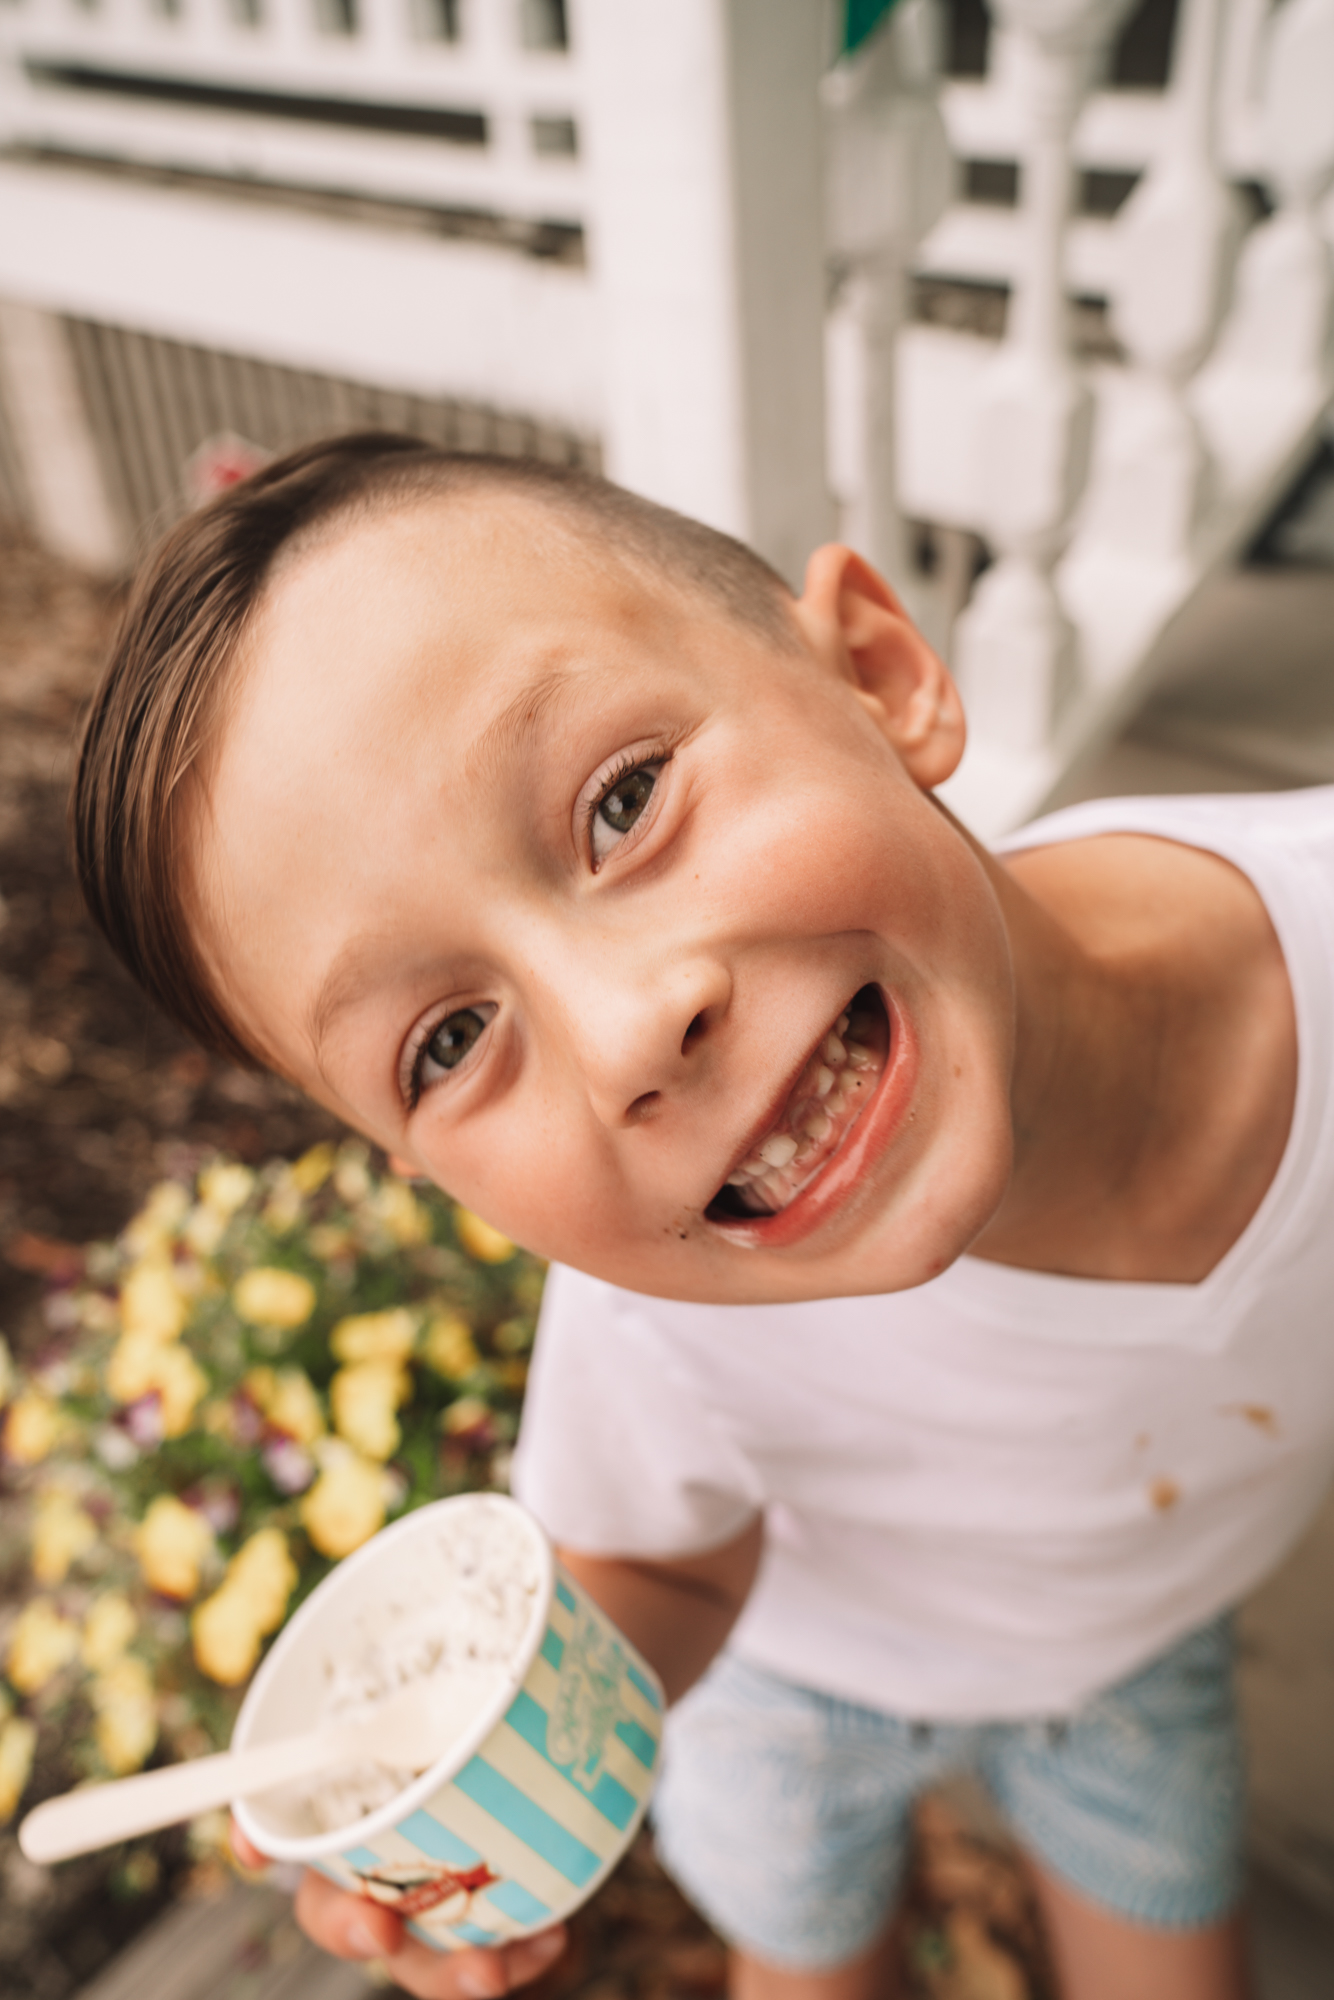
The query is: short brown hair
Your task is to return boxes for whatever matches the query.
[71,432,797,1068]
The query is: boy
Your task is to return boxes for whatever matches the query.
[75,433,1330,2000]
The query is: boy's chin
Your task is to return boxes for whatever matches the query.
[598,1142,1014,1309]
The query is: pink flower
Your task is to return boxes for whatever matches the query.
[262,1437,316,1496]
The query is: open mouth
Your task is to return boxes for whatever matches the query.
[706,987,889,1223]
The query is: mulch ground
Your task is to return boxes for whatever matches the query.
[0,518,1054,1999]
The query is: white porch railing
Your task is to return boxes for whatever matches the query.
[0,0,1331,832]
[0,0,835,588]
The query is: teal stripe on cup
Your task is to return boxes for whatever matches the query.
[504,1691,641,1828]
[453,1921,500,1947]
[555,1579,577,1614]
[453,1756,602,1885]
[540,1628,565,1671]
[484,1879,553,1927]
[342,1844,384,1869]
[615,1718,657,1769]
[396,1811,485,1869]
[627,1664,662,1711]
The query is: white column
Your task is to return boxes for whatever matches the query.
[1097,0,1247,557]
[823,0,953,593]
[575,0,833,586]
[952,0,1137,754]
[0,300,124,573]
[1194,0,1334,483]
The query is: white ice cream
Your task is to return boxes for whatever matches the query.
[307,1496,543,1834]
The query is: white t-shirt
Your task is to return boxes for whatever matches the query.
[513,788,1334,1720]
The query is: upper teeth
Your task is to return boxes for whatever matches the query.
[722,1005,880,1205]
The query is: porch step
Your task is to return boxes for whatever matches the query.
[73,1882,375,2000]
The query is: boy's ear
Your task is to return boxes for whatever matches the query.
[793,544,965,791]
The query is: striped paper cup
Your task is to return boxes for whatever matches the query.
[231,1493,664,1951]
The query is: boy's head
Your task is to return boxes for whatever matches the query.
[75,433,1017,1306]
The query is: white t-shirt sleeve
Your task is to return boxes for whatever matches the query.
[511,1263,763,1559]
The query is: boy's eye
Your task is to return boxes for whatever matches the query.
[424,1008,487,1073]
[404,1001,497,1109]
[591,763,661,865]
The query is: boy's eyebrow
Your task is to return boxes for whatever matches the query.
[466,665,579,787]
[307,937,395,1075]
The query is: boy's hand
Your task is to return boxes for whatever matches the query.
[231,1823,568,1999]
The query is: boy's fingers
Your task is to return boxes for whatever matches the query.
[228,1817,269,1872]
[382,1924,569,2000]
[291,1869,567,1997]
[294,1867,404,1961]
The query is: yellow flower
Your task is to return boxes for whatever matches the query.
[454,1209,515,1264]
[442,1395,492,1437]
[107,1336,208,1437]
[333,1146,372,1205]
[120,1260,189,1343]
[91,1656,157,1774]
[307,1224,353,1262]
[262,1181,303,1234]
[123,1181,190,1259]
[191,1582,263,1686]
[263,1368,324,1445]
[32,1487,97,1586]
[233,1268,317,1330]
[372,1179,430,1246]
[82,1593,137,1671]
[181,1204,227,1257]
[300,1450,386,1558]
[198,1161,256,1218]
[135,1495,214,1601]
[0,1719,37,1822]
[8,1599,80,1694]
[421,1312,480,1382]
[331,1307,417,1365]
[291,1143,336,1195]
[106,1332,159,1402]
[227,1528,297,1633]
[4,1391,64,1465]
[153,1345,210,1437]
[192,1525,298,1687]
[497,1357,529,1391]
[330,1360,410,1461]
[76,1292,121,1336]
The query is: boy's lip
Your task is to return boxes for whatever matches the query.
[702,986,916,1251]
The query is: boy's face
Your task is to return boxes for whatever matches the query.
[193,496,1017,1304]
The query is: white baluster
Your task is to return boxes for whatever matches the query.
[823,0,953,595]
[1195,0,1334,483]
[580,0,833,585]
[952,0,1137,755]
[1093,0,1248,557]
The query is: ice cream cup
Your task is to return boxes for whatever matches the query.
[231,1493,664,1952]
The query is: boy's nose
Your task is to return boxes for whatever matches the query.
[572,953,733,1130]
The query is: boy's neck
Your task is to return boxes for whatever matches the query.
[966,828,1297,1286]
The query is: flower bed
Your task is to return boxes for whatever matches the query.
[0,1144,540,1835]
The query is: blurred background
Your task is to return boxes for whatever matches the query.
[1,0,1333,1993]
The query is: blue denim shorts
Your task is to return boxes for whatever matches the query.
[651,1618,1245,1970]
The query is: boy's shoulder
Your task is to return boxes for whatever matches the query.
[991,782,1334,880]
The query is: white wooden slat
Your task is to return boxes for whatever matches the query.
[0,159,602,429]
[940,73,1264,179]
[915,201,1121,294]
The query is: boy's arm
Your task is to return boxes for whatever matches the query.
[238,1515,764,2000]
